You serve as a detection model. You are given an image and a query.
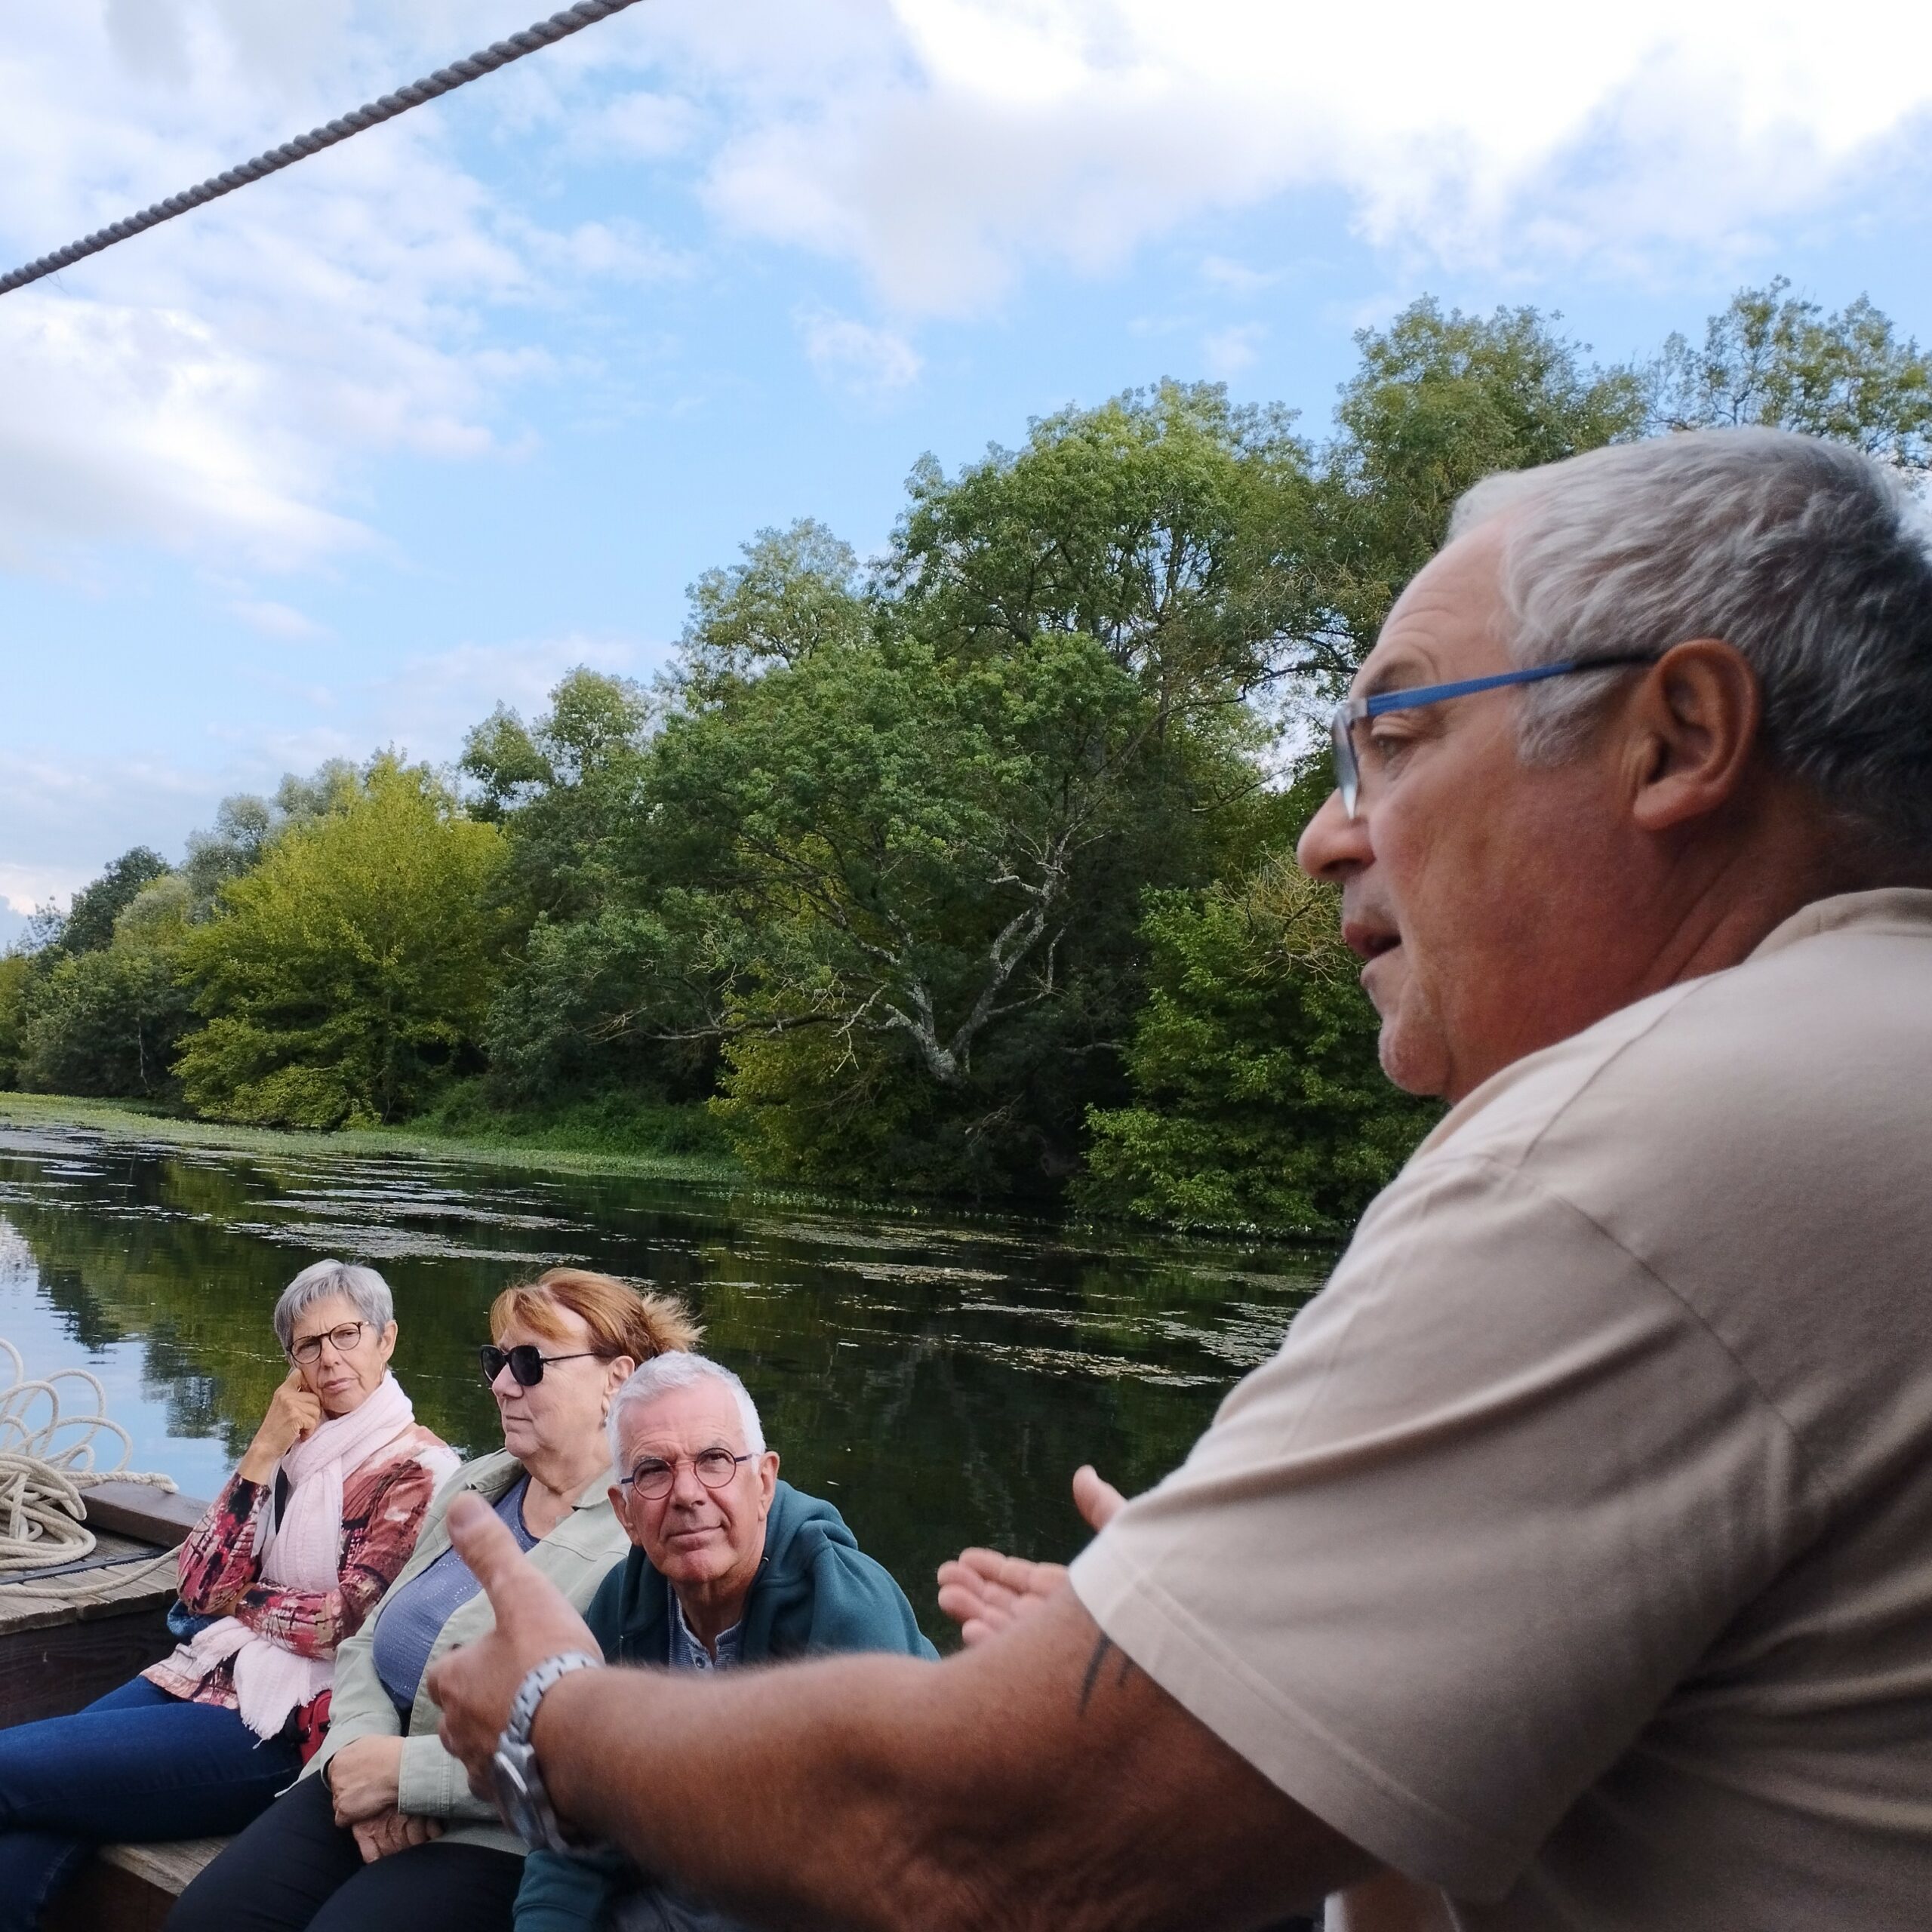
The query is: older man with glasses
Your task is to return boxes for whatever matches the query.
[506,1352,934,1932]
[431,426,1932,1932]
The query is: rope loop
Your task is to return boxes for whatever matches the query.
[0,1340,176,1571]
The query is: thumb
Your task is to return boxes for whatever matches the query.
[446,1491,542,1609]
[1072,1464,1127,1534]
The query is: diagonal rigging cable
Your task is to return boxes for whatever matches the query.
[0,0,647,298]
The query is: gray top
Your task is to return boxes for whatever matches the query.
[666,1591,742,1672]
[373,1477,535,1713]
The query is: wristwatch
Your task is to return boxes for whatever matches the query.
[491,1651,605,1852]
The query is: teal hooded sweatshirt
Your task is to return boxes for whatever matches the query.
[514,1480,937,1932]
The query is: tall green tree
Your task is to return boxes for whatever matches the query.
[1289,300,1650,682]
[461,669,715,1102]
[176,759,510,1127]
[1647,278,1932,467]
[17,875,195,1100]
[0,952,30,1089]
[1081,850,1437,1232]
[889,380,1309,715]
[675,627,1247,1192]
[54,848,173,957]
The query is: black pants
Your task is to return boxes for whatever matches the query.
[165,1772,524,1932]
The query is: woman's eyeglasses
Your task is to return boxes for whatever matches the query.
[620,1449,753,1500]
[478,1343,601,1388]
[289,1321,368,1364]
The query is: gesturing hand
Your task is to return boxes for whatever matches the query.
[936,1465,1125,1646]
[426,1491,602,1801]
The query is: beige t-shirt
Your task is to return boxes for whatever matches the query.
[1071,889,1932,1930]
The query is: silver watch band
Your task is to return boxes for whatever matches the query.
[507,1649,605,1748]
[496,1649,605,1850]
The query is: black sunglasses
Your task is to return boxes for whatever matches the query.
[478,1343,601,1388]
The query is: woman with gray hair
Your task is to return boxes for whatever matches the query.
[0,1259,457,1932]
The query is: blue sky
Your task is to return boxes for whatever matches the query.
[5,0,1932,942]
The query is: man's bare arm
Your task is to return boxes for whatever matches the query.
[431,1495,1378,1932]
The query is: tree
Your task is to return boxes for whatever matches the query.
[1291,300,1649,684]
[183,795,277,909]
[1647,278,1932,468]
[54,848,173,956]
[657,392,1300,1192]
[175,760,511,1127]
[17,875,195,1100]
[679,520,871,703]
[890,381,1308,717]
[182,761,365,912]
[0,952,29,1089]
[1081,849,1437,1232]
[461,670,712,1102]
[675,628,1241,1193]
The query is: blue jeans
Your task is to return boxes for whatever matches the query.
[0,1674,301,1932]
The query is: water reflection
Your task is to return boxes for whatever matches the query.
[0,1121,1331,1641]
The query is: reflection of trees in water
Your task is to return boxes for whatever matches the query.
[1,1137,1322,1643]
[0,1186,513,1460]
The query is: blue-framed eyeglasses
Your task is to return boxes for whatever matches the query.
[1329,654,1658,819]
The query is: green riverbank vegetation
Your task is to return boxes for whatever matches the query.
[3,284,1927,1232]
[0,1090,743,1187]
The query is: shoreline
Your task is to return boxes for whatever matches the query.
[0,1090,745,1188]
[0,1091,1346,1253]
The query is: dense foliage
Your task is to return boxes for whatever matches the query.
[5,281,1925,1227]
[1080,848,1438,1232]
[172,761,510,1128]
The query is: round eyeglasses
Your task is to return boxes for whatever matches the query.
[620,1449,754,1500]
[478,1343,601,1388]
[289,1321,369,1364]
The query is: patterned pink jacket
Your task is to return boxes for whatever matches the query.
[143,1421,451,1713]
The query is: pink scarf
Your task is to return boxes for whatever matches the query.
[178,1371,439,1740]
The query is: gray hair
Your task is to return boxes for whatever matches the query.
[273,1260,395,1352]
[1450,428,1932,857]
[607,1352,765,1470]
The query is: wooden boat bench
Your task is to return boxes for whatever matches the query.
[49,1836,231,1932]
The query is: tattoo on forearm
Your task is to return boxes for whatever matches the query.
[1077,1634,1139,1715]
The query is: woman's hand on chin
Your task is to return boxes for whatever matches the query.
[328,1734,407,1826]
[237,1368,325,1484]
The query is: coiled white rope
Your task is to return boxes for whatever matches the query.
[0,0,648,297]
[0,1338,177,1572]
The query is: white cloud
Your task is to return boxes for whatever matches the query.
[240,633,655,773]
[228,598,331,641]
[0,749,221,912]
[1200,254,1278,295]
[0,0,681,574]
[5,0,1932,582]
[1203,322,1265,377]
[689,0,1932,314]
[796,308,924,396]
[575,89,703,160]
[0,632,660,918]
[0,296,367,571]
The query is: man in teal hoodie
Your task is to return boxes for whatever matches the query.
[512,1352,935,1932]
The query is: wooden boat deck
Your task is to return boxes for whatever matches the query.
[0,1483,225,1927]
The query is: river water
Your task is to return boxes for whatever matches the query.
[0,1117,1329,1642]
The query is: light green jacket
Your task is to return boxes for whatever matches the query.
[306,1448,629,1855]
